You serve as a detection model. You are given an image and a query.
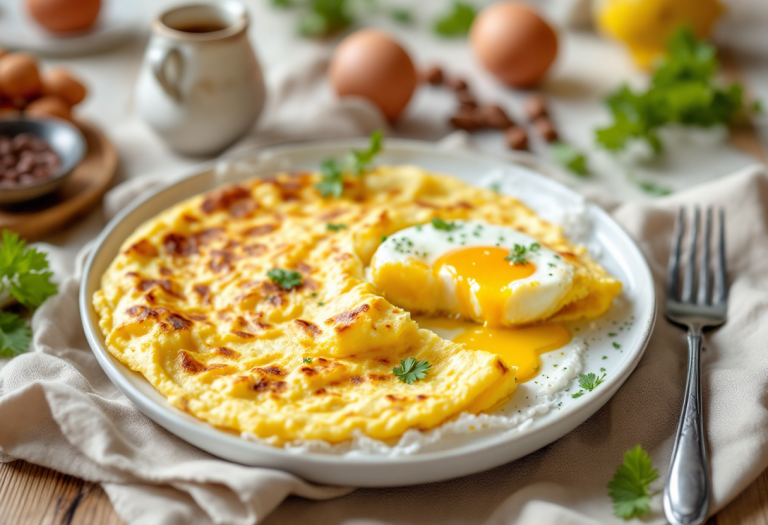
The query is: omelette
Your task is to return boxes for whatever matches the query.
[93,165,621,445]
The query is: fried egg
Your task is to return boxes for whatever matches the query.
[371,221,574,326]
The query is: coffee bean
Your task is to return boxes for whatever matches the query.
[423,66,444,86]
[479,105,514,130]
[446,77,468,92]
[533,117,558,142]
[505,127,528,150]
[525,94,548,121]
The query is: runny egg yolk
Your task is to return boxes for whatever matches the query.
[418,318,572,383]
[434,246,535,327]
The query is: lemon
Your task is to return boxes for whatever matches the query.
[594,0,724,68]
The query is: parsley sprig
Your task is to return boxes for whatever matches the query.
[551,142,589,177]
[431,218,460,232]
[267,268,303,291]
[572,371,607,398]
[326,223,347,231]
[393,357,431,384]
[0,230,58,358]
[316,131,383,198]
[433,2,476,38]
[504,243,540,265]
[607,445,659,519]
[597,27,759,155]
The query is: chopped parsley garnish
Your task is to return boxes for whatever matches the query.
[303,357,312,363]
[571,391,585,399]
[433,1,476,37]
[267,268,303,290]
[596,27,759,156]
[489,182,501,194]
[431,218,460,231]
[578,372,606,392]
[504,243,539,265]
[393,357,431,384]
[607,445,659,519]
[316,130,383,198]
[608,332,617,337]
[326,223,347,231]
[613,342,622,349]
[551,141,589,176]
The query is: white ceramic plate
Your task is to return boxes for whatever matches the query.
[80,139,656,487]
[0,0,138,56]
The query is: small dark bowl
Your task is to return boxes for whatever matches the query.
[0,118,86,205]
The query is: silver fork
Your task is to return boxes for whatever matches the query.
[663,206,727,525]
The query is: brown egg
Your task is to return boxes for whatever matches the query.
[26,0,101,34]
[25,96,72,121]
[0,53,42,99]
[330,29,417,120]
[42,68,87,106]
[470,2,558,88]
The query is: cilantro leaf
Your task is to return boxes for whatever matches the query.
[0,311,31,358]
[0,230,57,309]
[346,130,383,176]
[433,2,476,38]
[596,27,759,155]
[326,223,347,231]
[431,218,460,232]
[551,142,589,176]
[607,445,659,519]
[393,357,431,384]
[578,372,606,392]
[267,268,303,290]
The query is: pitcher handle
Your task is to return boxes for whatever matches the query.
[152,47,184,103]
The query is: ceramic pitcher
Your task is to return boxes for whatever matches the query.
[135,1,265,156]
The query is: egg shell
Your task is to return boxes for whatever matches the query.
[470,2,558,88]
[25,95,73,122]
[42,68,87,106]
[0,53,42,99]
[26,0,101,34]
[329,29,417,120]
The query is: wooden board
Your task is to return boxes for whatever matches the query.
[0,120,118,241]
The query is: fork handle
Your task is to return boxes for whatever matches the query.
[663,330,711,525]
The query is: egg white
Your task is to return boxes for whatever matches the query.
[371,220,574,325]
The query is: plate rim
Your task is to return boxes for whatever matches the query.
[80,137,657,469]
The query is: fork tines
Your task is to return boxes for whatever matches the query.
[667,207,727,306]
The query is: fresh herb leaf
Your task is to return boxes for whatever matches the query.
[0,230,57,309]
[578,372,606,392]
[393,357,431,384]
[326,223,347,231]
[504,243,538,265]
[431,218,460,232]
[607,445,659,519]
[267,268,303,290]
[596,27,759,155]
[637,179,672,196]
[303,357,312,363]
[316,158,345,198]
[433,2,476,37]
[571,390,585,399]
[613,342,621,349]
[0,311,31,358]
[390,7,413,24]
[297,0,353,37]
[551,142,589,176]
[346,130,383,176]
[315,131,383,198]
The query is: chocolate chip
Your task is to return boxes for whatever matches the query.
[505,127,529,150]
[525,94,548,121]
[533,117,558,142]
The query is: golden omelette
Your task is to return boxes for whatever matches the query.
[93,166,622,445]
